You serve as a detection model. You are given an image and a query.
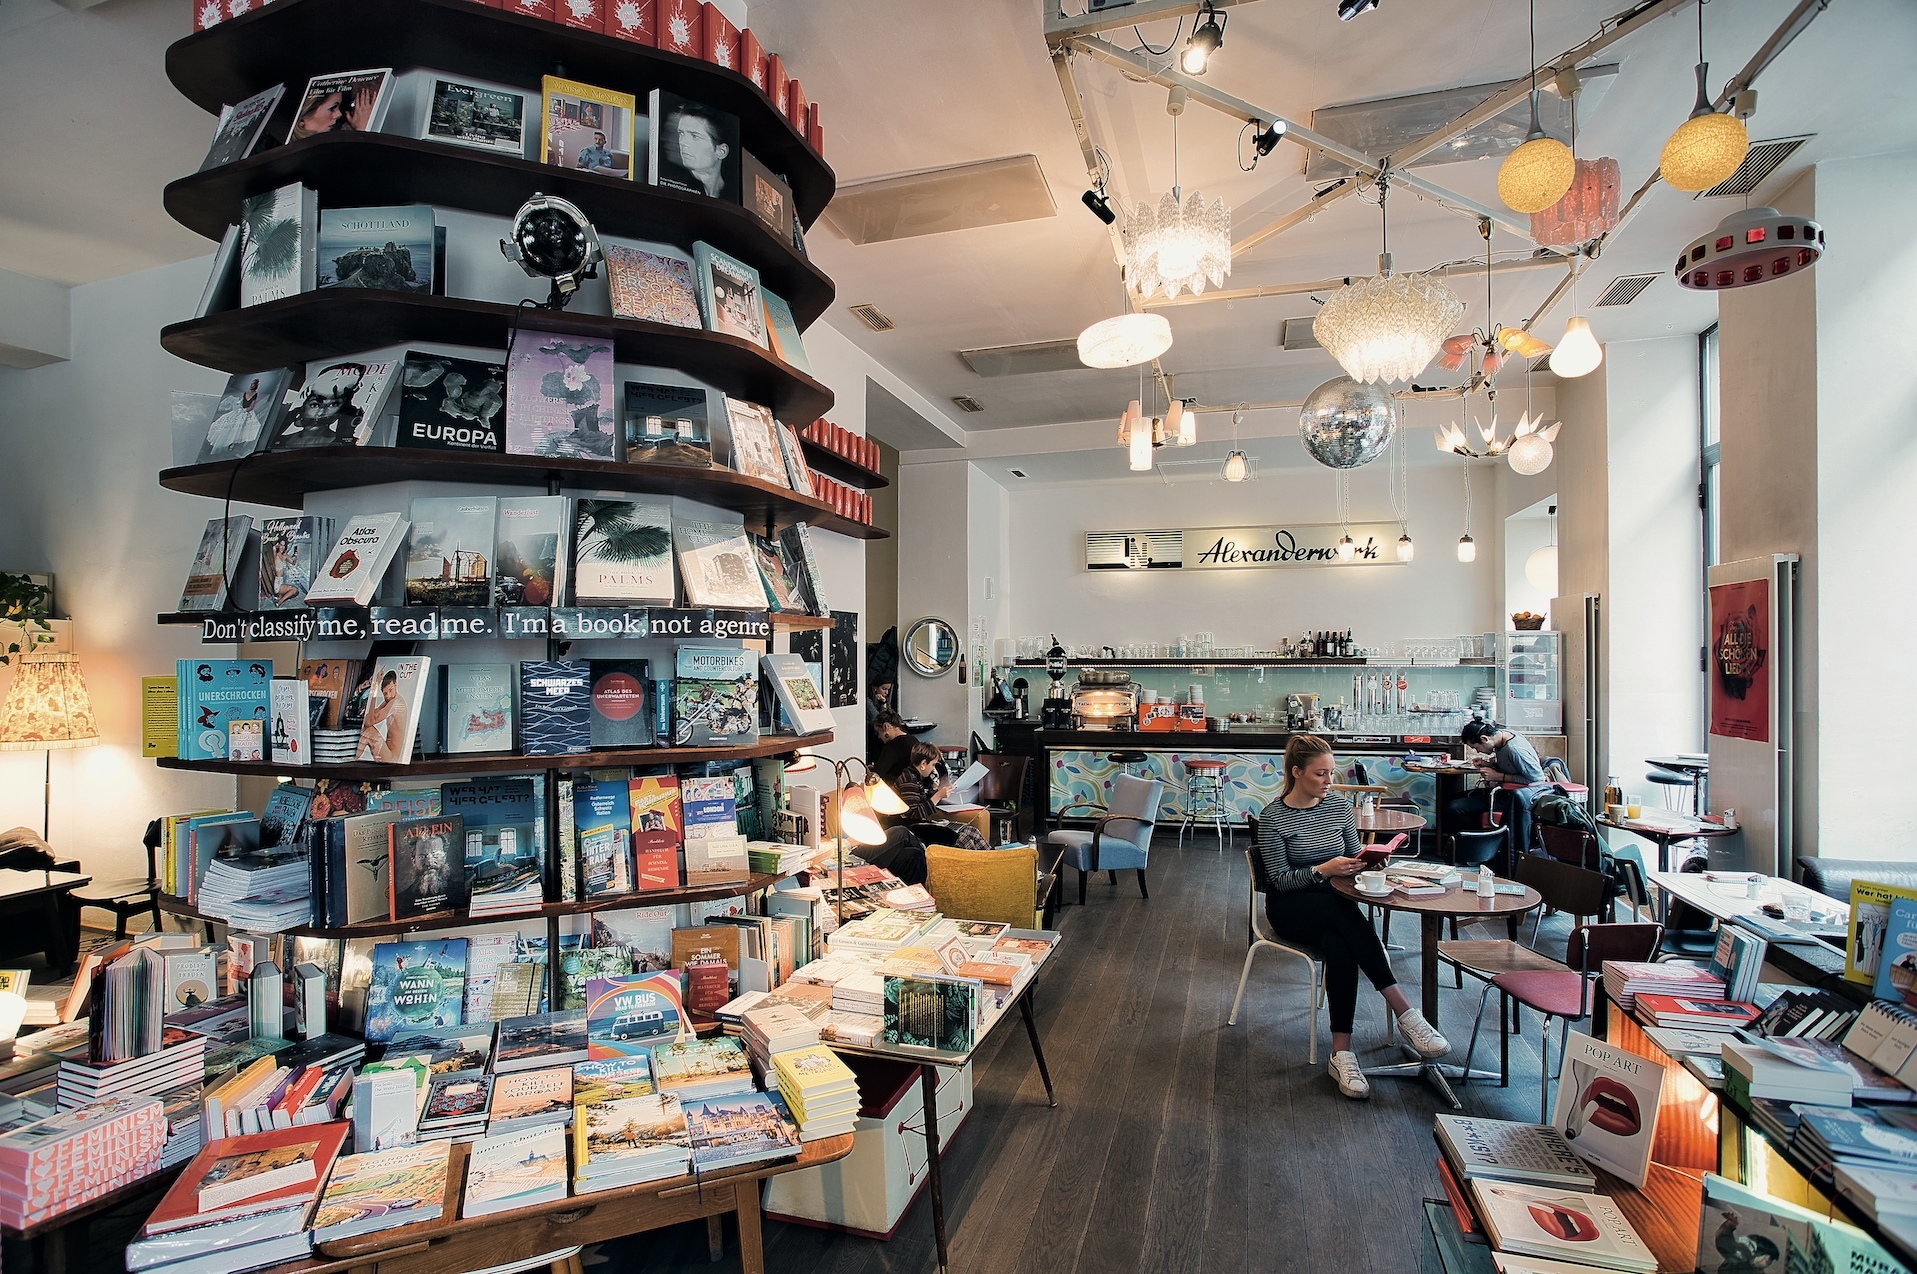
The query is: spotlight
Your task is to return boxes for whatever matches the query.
[500,193,603,310]
[1252,121,1287,158]
[1082,188,1116,225]
[1181,4,1224,75]
[1337,0,1379,19]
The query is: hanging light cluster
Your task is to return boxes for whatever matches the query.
[1530,156,1621,246]
[1436,410,1563,474]
[1125,188,1232,301]
[1315,271,1466,385]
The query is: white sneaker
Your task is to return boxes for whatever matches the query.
[1328,1050,1370,1099]
[1397,1009,1451,1059]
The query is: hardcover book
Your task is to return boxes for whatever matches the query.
[572,499,674,605]
[621,381,712,466]
[200,84,284,171]
[740,152,794,240]
[354,656,430,765]
[197,368,294,462]
[462,1125,568,1218]
[762,654,833,734]
[317,206,435,294]
[540,76,637,181]
[493,495,568,606]
[143,1123,346,1234]
[682,834,749,889]
[692,242,767,347]
[575,1093,687,1186]
[778,524,830,616]
[267,352,403,450]
[309,1142,451,1243]
[589,660,654,748]
[389,814,467,920]
[506,328,617,459]
[396,352,507,453]
[702,4,739,68]
[299,658,359,730]
[1434,1115,1597,1188]
[649,90,740,203]
[305,512,409,607]
[420,1071,492,1126]
[573,1055,656,1109]
[774,420,815,496]
[518,660,592,755]
[486,1067,574,1126]
[239,182,318,307]
[682,1091,801,1172]
[761,291,811,374]
[674,519,765,610]
[339,810,403,925]
[576,779,635,899]
[748,534,805,612]
[179,515,256,612]
[441,663,514,754]
[257,515,333,608]
[288,69,394,142]
[364,939,468,1044]
[1548,1032,1664,1189]
[404,496,497,607]
[585,972,686,1059]
[492,1011,588,1073]
[423,77,527,156]
[175,659,271,762]
[629,775,683,854]
[443,778,543,913]
[656,0,702,55]
[720,398,787,486]
[883,975,976,1053]
[605,247,701,328]
[1470,1180,1657,1273]
[673,646,760,747]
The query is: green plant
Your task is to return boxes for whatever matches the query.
[0,573,52,665]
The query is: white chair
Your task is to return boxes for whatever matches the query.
[1228,836,1325,1064]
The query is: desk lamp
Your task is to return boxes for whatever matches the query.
[786,752,905,925]
[0,653,99,842]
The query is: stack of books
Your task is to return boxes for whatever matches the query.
[309,1141,451,1243]
[746,841,813,878]
[486,1065,574,1135]
[651,1037,755,1102]
[311,729,359,764]
[880,884,937,912]
[1722,1038,1856,1108]
[1794,1106,1917,1179]
[127,1124,347,1274]
[1753,987,1862,1041]
[1633,993,1759,1031]
[1703,1170,1905,1274]
[416,1070,492,1142]
[829,971,885,1018]
[156,1087,207,1170]
[573,1091,690,1194]
[819,1010,881,1047]
[461,1124,570,1218]
[828,910,929,954]
[0,1096,170,1228]
[223,888,315,933]
[197,854,310,928]
[1600,959,1724,1012]
[738,1002,820,1074]
[1708,926,1769,1004]
[683,1091,802,1173]
[770,1045,859,1141]
[1432,1114,1597,1191]
[1467,1178,1658,1272]
[56,1035,205,1109]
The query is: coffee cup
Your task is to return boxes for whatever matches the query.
[1357,870,1389,896]
[1606,803,1625,820]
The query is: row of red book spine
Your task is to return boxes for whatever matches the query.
[811,475,871,526]
[194,0,825,158]
[801,418,879,476]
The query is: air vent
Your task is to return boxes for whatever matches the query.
[847,303,895,332]
[951,396,985,413]
[959,339,1085,378]
[1593,274,1658,307]
[1008,468,1028,479]
[1697,136,1811,198]
[1280,317,1320,350]
[820,154,1058,244]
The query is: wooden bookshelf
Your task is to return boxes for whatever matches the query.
[799,438,889,490]
[155,606,838,639]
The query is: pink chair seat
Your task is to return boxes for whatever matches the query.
[1490,969,1587,1019]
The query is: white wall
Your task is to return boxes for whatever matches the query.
[1503,504,1556,626]
[894,459,971,745]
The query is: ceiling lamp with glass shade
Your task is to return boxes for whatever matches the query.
[1525,505,1560,593]
[1313,179,1464,386]
[1549,316,1603,377]
[1123,88,1231,301]
[1675,205,1824,291]
[1078,311,1172,369]
[1531,157,1620,246]
[1457,456,1477,562]
[1660,0,1749,193]
[1497,0,1576,214]
[1220,409,1250,482]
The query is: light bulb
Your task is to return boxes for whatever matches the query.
[1337,535,1356,563]
[1168,400,1195,446]
[1180,15,1222,75]
[1128,408,1153,471]
[1221,450,1249,482]
[1457,534,1477,563]
[1550,316,1602,378]
[1507,434,1553,475]
[1397,533,1415,563]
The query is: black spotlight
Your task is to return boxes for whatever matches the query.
[1338,0,1379,19]
[1082,188,1116,225]
[1181,3,1224,74]
[1252,121,1287,157]
[500,193,604,309]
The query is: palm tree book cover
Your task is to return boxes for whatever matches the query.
[572,499,673,605]
[239,182,317,307]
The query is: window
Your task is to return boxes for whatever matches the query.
[1700,325,1721,568]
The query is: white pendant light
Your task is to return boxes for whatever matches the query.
[1525,544,1559,593]
[1457,534,1477,563]
[1659,1,1749,193]
[1124,97,1231,300]
[1167,399,1195,446]
[1079,312,1172,369]
[1337,534,1356,563]
[1221,451,1250,482]
[1497,0,1576,214]
[1550,316,1602,378]
[1127,404,1153,471]
[1507,433,1553,475]
[1397,533,1415,562]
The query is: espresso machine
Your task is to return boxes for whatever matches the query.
[1285,693,1324,732]
[1040,637,1074,729]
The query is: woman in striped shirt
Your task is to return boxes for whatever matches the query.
[1256,734,1450,1098]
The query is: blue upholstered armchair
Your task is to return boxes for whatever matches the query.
[1045,773,1162,904]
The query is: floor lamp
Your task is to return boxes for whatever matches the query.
[0,653,100,844]
[784,750,905,924]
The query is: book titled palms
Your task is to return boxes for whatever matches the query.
[573,499,673,605]
[255,516,333,609]
[506,328,616,459]
[883,975,977,1053]
[389,815,467,921]
[354,655,430,764]
[606,247,700,328]
[403,497,496,608]
[691,242,767,348]
[364,939,468,1044]
[720,398,788,487]
[317,206,435,293]
[518,660,591,755]
[762,654,833,734]
[306,512,409,606]
[396,352,506,453]
[179,515,256,612]
[239,182,318,307]
[589,659,653,748]
[673,646,759,747]
[621,381,711,465]
[439,664,513,754]
[267,352,403,450]
[586,972,686,1059]
[674,520,764,610]
[462,1124,568,1218]
[576,779,634,899]
[494,496,567,606]
[197,367,295,462]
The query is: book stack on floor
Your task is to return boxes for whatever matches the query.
[0,1095,170,1228]
[1599,959,1724,1012]
[127,1123,347,1274]
[770,1045,859,1142]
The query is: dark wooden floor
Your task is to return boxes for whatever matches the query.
[596,834,1581,1274]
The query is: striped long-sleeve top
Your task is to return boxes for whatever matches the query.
[1255,791,1362,892]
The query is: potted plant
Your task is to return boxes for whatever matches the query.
[0,573,54,665]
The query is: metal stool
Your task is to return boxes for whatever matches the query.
[1105,750,1149,776]
[1647,765,1697,814]
[1178,759,1230,849]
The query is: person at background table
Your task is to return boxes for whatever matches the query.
[1256,735,1451,1100]
[1448,719,1549,860]
[887,741,990,852]
[870,711,913,784]
[866,678,896,761]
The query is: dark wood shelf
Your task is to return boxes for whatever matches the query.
[1010,657,1375,668]
[162,290,834,423]
[799,439,888,490]
[158,448,886,540]
[166,133,834,328]
[154,606,837,639]
[165,0,834,225]
[154,729,830,780]
[159,871,784,940]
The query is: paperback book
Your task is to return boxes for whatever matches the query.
[268,678,311,766]
[179,515,257,612]
[493,495,568,606]
[363,939,468,1044]
[673,646,760,747]
[629,775,683,855]
[518,660,592,755]
[576,779,635,900]
[200,85,284,171]
[389,814,467,920]
[505,328,617,459]
[540,76,637,181]
[692,242,767,347]
[440,663,514,754]
[256,515,333,608]
[317,205,434,294]
[674,520,765,610]
[305,512,408,607]
[239,183,317,307]
[572,499,674,604]
[288,69,394,142]
[605,247,701,328]
[354,656,430,765]
[196,368,295,462]
[649,91,741,203]
[175,659,271,762]
[404,496,497,608]
[267,353,403,450]
[720,398,787,487]
[396,352,507,453]
[621,380,711,465]
[762,653,833,734]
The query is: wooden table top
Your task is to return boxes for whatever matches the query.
[1597,814,1735,839]
[1330,875,1541,918]
[1434,939,1563,977]
[1401,761,1480,776]
[1355,808,1426,833]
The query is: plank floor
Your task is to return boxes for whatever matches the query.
[597,834,1583,1274]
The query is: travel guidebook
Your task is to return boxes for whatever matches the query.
[462,1125,568,1218]
[266,353,403,450]
[396,352,506,453]
[305,513,408,607]
[505,329,616,459]
[317,206,435,293]
[310,1142,451,1242]
[585,971,686,1059]
[363,939,468,1044]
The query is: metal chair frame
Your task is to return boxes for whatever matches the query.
[1228,834,1326,1064]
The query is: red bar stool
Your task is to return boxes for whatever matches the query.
[1178,758,1230,849]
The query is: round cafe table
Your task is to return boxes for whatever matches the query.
[1328,872,1542,1108]
[1597,812,1735,872]
[1355,808,1426,839]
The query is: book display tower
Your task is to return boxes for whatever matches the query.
[151,0,887,1016]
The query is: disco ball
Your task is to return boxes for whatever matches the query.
[1298,376,1396,469]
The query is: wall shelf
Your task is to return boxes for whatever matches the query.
[166,0,834,224]
[166,134,834,327]
[156,606,835,641]
[798,440,887,490]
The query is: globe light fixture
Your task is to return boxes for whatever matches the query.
[1507,432,1553,475]
[1525,543,1559,594]
[1078,312,1173,369]
[1550,316,1603,378]
[1659,4,1748,194]
[1298,377,1397,469]
[1221,450,1251,482]
[1497,0,1575,214]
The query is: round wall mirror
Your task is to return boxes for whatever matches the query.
[903,616,960,677]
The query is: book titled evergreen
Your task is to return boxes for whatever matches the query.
[673,520,764,611]
[882,975,977,1053]
[673,646,759,747]
[585,971,686,1059]
[589,660,653,749]
[572,499,673,605]
[494,496,567,607]
[256,516,333,609]
[317,206,435,293]
[440,663,513,754]
[239,182,317,307]
[389,814,467,921]
[396,352,506,453]
[442,779,543,914]
[405,496,497,607]
[575,779,634,900]
[518,660,591,755]
[267,352,403,451]
[621,381,711,466]
[175,658,272,761]
[505,328,616,460]
[364,939,468,1044]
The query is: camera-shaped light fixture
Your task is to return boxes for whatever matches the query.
[500,193,604,310]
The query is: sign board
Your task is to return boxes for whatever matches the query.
[1086,522,1405,571]
[192,606,772,644]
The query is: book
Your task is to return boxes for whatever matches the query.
[395,351,507,453]
[1431,1117,1598,1194]
[337,810,403,924]
[492,1012,588,1073]
[589,660,654,748]
[761,292,811,374]
[288,68,393,142]
[194,227,241,319]
[720,400,785,490]
[440,663,514,754]
[883,975,976,1053]
[763,654,833,734]
[673,646,760,747]
[692,243,768,347]
[540,76,637,181]
[674,519,766,610]
[310,1141,450,1242]
[267,679,311,766]
[364,939,467,1043]
[389,815,467,920]
[239,182,317,307]
[306,512,409,607]
[518,660,592,755]
[651,1037,754,1101]
[778,524,831,615]
[442,779,544,915]
[1695,1171,1823,1274]
[175,659,271,762]
[1848,881,1917,986]
[269,352,395,451]
[1876,897,1917,1006]
[354,656,430,764]
[506,328,617,459]
[682,1092,800,1172]
[404,496,497,608]
[576,779,635,900]
[317,205,434,294]
[606,247,702,328]
[649,90,741,203]
[629,775,683,857]
[1549,1030,1664,1189]
[197,368,295,463]
[200,84,284,171]
[1469,1180,1656,1272]
[463,1124,569,1217]
[143,1123,345,1235]
[657,0,702,56]
[493,495,568,606]
[746,537,805,615]
[572,499,674,604]
[741,151,795,240]
[255,516,333,609]
[179,515,256,611]
[1709,926,1769,1005]
[422,77,527,156]
[486,1066,574,1128]
[585,972,687,1059]
[574,1092,688,1189]
[1633,993,1759,1030]
[621,380,712,465]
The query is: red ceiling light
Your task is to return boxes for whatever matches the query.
[1676,206,1823,292]
[1530,157,1621,248]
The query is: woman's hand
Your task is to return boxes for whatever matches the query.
[1314,856,1363,878]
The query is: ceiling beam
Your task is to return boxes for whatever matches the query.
[1050,48,1133,286]
[1139,251,1571,309]
[1043,0,1263,48]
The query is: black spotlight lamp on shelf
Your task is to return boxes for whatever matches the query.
[1338,0,1379,19]
[500,192,604,310]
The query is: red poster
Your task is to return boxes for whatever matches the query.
[1709,579,1770,742]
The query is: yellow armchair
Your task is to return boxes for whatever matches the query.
[923,843,1040,930]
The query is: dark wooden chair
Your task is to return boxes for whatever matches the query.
[72,818,164,939]
[1540,822,1602,871]
[973,751,1029,844]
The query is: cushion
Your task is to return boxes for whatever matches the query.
[1490,969,1589,1019]
[1044,829,1148,872]
[1798,857,1917,903]
[924,844,1039,930]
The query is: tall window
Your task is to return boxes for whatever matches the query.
[1700,325,1721,568]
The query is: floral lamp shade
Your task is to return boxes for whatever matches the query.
[0,654,100,750]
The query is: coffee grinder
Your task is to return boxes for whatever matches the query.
[1040,636,1073,729]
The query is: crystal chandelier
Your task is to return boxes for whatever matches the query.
[1314,177,1464,384]
[1123,91,1230,301]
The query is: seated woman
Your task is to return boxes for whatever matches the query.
[888,741,990,852]
[1256,734,1450,1099]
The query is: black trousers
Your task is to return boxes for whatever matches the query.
[852,828,928,885]
[1266,884,1398,1035]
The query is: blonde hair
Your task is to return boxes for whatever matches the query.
[1281,734,1335,797]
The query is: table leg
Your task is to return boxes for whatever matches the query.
[1420,913,1442,1023]
[706,1214,725,1263]
[1018,990,1058,1107]
[1499,991,1510,1086]
[736,1180,765,1274]
[43,1224,65,1274]
[921,1065,949,1274]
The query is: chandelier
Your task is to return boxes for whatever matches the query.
[1316,270,1464,385]
[1436,410,1561,471]
[1123,89,1230,301]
